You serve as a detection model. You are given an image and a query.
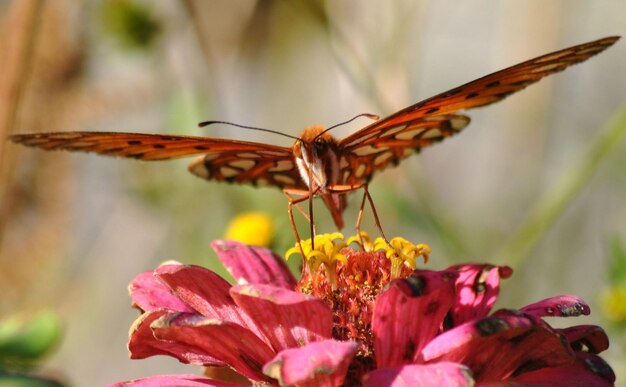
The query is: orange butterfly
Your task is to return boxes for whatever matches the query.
[11,36,619,242]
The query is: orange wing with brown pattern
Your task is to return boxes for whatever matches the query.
[339,36,619,186]
[10,131,305,190]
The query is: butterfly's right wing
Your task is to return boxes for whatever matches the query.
[11,131,306,190]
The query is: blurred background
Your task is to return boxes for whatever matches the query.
[0,0,625,385]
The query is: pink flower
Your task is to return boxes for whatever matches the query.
[110,237,614,386]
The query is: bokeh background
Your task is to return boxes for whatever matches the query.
[1,0,625,385]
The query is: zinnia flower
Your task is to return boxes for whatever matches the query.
[110,234,615,386]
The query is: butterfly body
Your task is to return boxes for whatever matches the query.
[10,36,619,233]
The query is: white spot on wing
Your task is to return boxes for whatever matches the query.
[269,160,293,172]
[188,157,211,179]
[352,145,380,156]
[395,129,424,141]
[229,159,256,170]
[354,164,367,178]
[237,152,262,158]
[374,152,393,166]
[422,128,443,139]
[220,166,239,178]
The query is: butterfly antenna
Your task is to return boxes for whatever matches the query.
[314,113,380,140]
[199,120,300,141]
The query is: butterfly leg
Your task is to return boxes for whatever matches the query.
[327,183,389,245]
[283,188,320,257]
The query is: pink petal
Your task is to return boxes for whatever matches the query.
[107,373,240,387]
[362,362,474,387]
[155,264,265,339]
[263,340,358,387]
[559,325,609,353]
[212,240,297,289]
[128,310,223,366]
[447,264,512,327]
[519,295,590,318]
[372,270,457,368]
[419,311,574,381]
[230,284,332,351]
[129,265,195,313]
[152,312,276,382]
[490,352,615,387]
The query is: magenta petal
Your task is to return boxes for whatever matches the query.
[155,264,264,339]
[362,362,474,387]
[519,295,590,317]
[447,264,512,327]
[212,240,297,289]
[372,270,457,368]
[129,266,195,313]
[263,340,358,387]
[128,310,223,366]
[419,311,574,381]
[559,325,609,353]
[152,313,276,382]
[107,373,239,387]
[231,284,332,351]
[500,352,615,387]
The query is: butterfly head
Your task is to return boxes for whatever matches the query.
[293,126,340,190]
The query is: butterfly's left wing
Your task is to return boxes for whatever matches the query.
[339,36,619,185]
[10,131,306,190]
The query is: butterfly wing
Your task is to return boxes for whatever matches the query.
[339,36,619,185]
[10,131,305,190]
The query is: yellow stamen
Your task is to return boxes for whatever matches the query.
[347,231,374,252]
[286,233,347,287]
[373,237,431,279]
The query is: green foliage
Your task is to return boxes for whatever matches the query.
[101,0,160,50]
[0,310,61,368]
[609,238,626,285]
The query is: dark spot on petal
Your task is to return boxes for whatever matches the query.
[152,144,166,149]
[195,146,209,150]
[426,107,440,114]
[558,302,589,317]
[405,275,425,296]
[127,140,142,145]
[486,81,501,88]
[465,92,479,99]
[425,301,440,315]
[442,312,454,331]
[584,356,614,379]
[475,317,508,336]
[128,153,145,159]
[511,359,548,377]
[403,340,416,361]
[239,351,267,377]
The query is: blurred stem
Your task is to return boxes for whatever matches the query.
[300,1,391,113]
[0,0,43,166]
[497,104,626,269]
[0,0,43,248]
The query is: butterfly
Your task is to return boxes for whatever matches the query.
[10,36,619,242]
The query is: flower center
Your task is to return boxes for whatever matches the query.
[287,233,430,362]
